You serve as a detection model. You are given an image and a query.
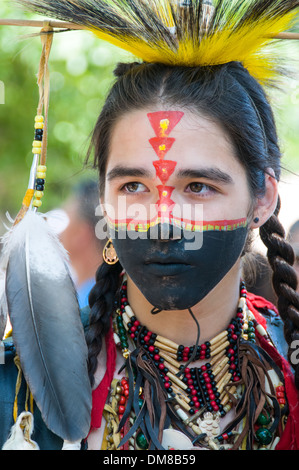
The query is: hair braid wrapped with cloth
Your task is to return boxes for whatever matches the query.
[14,0,299,451]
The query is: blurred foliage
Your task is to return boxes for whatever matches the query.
[0,2,127,228]
[0,2,299,232]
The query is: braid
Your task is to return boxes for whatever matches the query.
[86,261,123,387]
[259,195,299,388]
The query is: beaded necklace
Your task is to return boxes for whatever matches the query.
[105,279,287,450]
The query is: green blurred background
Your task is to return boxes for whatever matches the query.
[0,1,299,242]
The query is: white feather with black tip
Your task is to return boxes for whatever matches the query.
[4,210,92,442]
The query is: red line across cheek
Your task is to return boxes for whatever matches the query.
[147,111,184,218]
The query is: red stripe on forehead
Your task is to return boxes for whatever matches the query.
[147,111,184,137]
[147,111,184,219]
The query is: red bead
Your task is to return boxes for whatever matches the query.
[233,376,240,382]
[164,382,170,389]
[194,401,200,408]
[147,331,152,336]
[276,385,285,393]
[130,333,135,338]
[206,383,212,389]
[276,391,285,399]
[201,344,207,350]
[191,389,197,396]
[228,324,235,330]
[158,363,165,370]
[119,396,126,405]
[231,334,238,341]
[144,336,150,342]
[278,398,286,405]
[118,405,126,414]
[149,346,155,352]
[184,368,190,373]
[154,354,160,361]
[187,379,193,385]
[222,433,229,440]
[228,348,234,355]
[184,347,190,353]
[124,389,130,397]
[164,376,170,382]
[121,379,128,386]
[134,320,140,326]
[130,326,137,333]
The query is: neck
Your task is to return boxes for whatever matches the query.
[126,260,243,345]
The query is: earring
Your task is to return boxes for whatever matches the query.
[253,217,260,224]
[103,238,119,265]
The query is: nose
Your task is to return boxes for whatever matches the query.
[149,223,183,241]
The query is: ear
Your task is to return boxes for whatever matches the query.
[250,168,278,229]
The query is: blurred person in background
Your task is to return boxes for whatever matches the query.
[59,179,106,308]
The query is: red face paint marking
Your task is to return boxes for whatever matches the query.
[149,137,175,159]
[148,111,184,137]
[156,185,175,216]
[153,160,177,185]
[147,111,184,221]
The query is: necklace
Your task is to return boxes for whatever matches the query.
[107,278,287,450]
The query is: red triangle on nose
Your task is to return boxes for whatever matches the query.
[153,160,177,184]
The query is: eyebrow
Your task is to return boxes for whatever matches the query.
[176,167,234,184]
[106,164,234,185]
[106,165,153,182]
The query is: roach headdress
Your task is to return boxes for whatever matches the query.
[15,0,299,85]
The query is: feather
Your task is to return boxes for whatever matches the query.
[4,210,92,442]
[14,0,299,85]
[0,268,8,340]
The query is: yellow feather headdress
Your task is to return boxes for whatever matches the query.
[15,0,299,85]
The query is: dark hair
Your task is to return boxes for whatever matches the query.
[86,61,299,388]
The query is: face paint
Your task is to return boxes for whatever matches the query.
[147,111,184,219]
[108,111,249,311]
[111,217,248,311]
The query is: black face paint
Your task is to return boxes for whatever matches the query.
[110,219,248,311]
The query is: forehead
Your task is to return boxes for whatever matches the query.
[107,108,238,173]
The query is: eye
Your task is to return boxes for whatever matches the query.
[121,182,149,193]
[186,182,215,196]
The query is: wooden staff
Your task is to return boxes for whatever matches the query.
[1,18,299,39]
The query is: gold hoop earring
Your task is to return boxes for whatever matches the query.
[103,238,119,265]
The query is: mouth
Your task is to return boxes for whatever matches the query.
[144,257,192,276]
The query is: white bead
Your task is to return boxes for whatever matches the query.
[125,305,134,318]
